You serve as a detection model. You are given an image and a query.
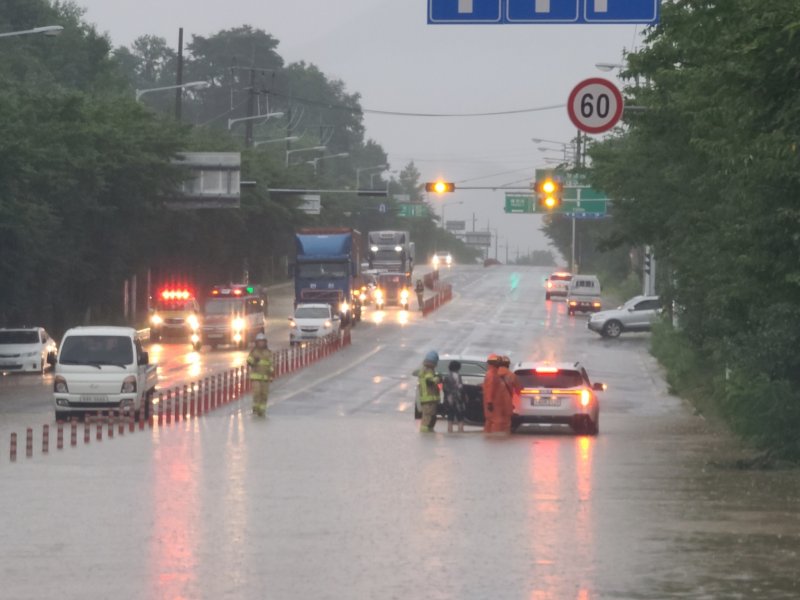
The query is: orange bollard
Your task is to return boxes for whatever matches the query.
[108,415,114,439]
[57,422,64,449]
[96,420,103,442]
[70,420,78,447]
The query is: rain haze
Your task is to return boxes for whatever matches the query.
[77,0,640,261]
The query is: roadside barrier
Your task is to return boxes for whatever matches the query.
[422,283,454,317]
[7,329,352,462]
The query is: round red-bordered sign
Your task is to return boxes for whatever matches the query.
[567,78,624,134]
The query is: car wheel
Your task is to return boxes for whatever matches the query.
[545,292,551,300]
[587,416,599,436]
[510,417,522,433]
[55,410,69,422]
[602,320,623,338]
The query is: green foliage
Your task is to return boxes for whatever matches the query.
[591,0,800,457]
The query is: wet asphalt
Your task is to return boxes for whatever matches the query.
[2,265,799,599]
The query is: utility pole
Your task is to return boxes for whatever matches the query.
[174,28,184,121]
[245,68,256,148]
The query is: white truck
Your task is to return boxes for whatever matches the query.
[51,326,157,420]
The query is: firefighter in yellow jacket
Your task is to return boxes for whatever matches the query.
[247,333,274,416]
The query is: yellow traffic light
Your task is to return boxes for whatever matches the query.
[544,196,557,208]
[535,176,562,211]
[425,181,456,193]
[542,180,556,194]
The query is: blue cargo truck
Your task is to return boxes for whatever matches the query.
[293,228,363,325]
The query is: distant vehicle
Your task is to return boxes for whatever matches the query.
[200,284,267,350]
[413,354,487,424]
[0,327,57,374]
[375,272,411,310]
[545,272,573,300]
[367,230,414,275]
[51,326,157,420]
[432,251,452,269]
[483,258,501,267]
[289,303,340,346]
[149,288,201,348]
[358,273,379,305]
[588,295,662,338]
[293,228,363,325]
[512,362,605,435]
[566,274,602,315]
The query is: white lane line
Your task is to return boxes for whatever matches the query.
[269,345,385,406]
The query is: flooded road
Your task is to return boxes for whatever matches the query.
[2,266,799,599]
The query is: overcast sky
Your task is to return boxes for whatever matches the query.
[77,0,642,261]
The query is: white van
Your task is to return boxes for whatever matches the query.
[566,275,602,315]
[51,326,157,420]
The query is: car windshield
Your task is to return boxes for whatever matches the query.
[204,298,244,315]
[295,307,330,319]
[155,299,195,312]
[0,331,39,344]
[515,368,584,389]
[297,263,347,278]
[60,335,133,365]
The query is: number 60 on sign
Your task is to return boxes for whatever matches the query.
[567,78,624,134]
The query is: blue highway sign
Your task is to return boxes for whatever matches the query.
[428,0,659,24]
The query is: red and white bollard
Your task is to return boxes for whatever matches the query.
[26,428,33,458]
[71,420,78,447]
[96,420,103,442]
[10,432,17,462]
[57,422,64,450]
[84,421,90,444]
[42,424,49,454]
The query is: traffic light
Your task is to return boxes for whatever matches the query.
[644,250,652,275]
[425,181,455,194]
[535,177,562,210]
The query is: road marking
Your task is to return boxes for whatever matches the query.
[594,0,608,11]
[458,0,473,13]
[535,0,551,12]
[269,345,385,405]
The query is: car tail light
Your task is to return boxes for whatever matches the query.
[546,281,553,289]
[580,389,591,407]
[569,301,577,306]
[593,302,601,308]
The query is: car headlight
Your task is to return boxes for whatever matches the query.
[54,376,68,394]
[370,245,379,252]
[324,320,332,328]
[187,314,199,330]
[289,319,298,329]
[232,317,245,331]
[446,256,452,264]
[432,256,439,263]
[121,376,137,393]
[375,290,383,299]
[359,293,367,302]
[150,314,163,325]
[394,245,402,252]
[400,289,409,300]
[341,301,350,313]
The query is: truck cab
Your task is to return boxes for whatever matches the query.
[200,285,267,349]
[51,326,156,420]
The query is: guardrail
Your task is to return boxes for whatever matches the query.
[7,329,352,463]
[421,283,453,317]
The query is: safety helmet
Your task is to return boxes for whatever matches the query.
[487,353,500,365]
[255,333,267,342]
[424,350,439,366]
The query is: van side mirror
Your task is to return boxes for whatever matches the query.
[47,352,57,366]
[139,351,149,366]
[592,382,607,392]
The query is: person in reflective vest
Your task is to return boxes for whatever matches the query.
[494,356,521,433]
[415,279,425,311]
[483,354,501,433]
[418,350,441,432]
[247,333,274,417]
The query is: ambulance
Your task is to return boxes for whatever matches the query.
[149,288,201,349]
[200,285,268,349]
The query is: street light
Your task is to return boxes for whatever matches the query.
[136,81,209,101]
[0,25,64,39]
[307,152,350,175]
[356,164,389,190]
[254,136,299,147]
[227,112,284,130]
[285,146,326,168]
[595,62,625,72]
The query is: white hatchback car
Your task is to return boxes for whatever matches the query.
[512,361,605,435]
[289,303,340,345]
[0,327,58,373]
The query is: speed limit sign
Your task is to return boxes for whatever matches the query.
[567,78,624,134]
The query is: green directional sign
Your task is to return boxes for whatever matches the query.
[398,202,428,218]
[504,194,535,213]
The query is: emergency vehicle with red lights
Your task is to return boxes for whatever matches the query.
[200,285,267,349]
[149,288,201,349]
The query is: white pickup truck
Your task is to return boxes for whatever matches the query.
[51,326,157,420]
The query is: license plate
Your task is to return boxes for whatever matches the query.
[207,333,223,339]
[79,395,109,403]
[532,396,561,407]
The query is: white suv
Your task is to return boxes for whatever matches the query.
[512,361,605,435]
[588,295,661,338]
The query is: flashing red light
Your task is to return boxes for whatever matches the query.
[160,289,192,301]
[535,366,559,374]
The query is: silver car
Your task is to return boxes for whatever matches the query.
[587,295,661,338]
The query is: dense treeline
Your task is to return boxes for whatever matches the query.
[0,1,476,334]
[587,0,800,457]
